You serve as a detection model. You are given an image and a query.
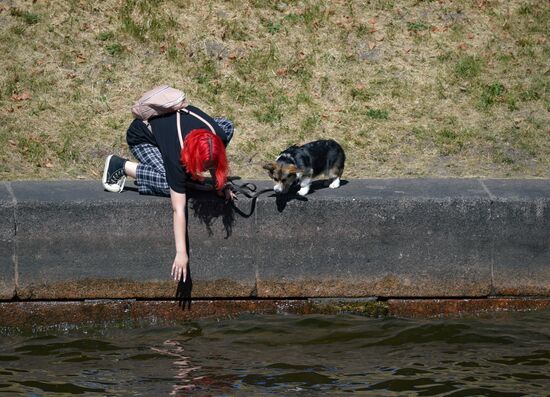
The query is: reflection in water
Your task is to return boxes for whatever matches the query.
[0,311,549,395]
[151,339,198,396]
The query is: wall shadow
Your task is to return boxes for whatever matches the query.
[307,179,349,194]
[275,191,308,212]
[187,191,236,239]
[272,180,349,212]
[176,205,193,310]
[175,269,192,311]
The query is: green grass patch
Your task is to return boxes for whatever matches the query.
[223,78,260,104]
[454,55,483,79]
[97,31,115,41]
[16,134,50,167]
[350,86,370,101]
[10,8,40,25]
[413,126,475,156]
[105,43,125,56]
[301,113,321,132]
[295,91,315,106]
[407,21,429,32]
[302,2,329,31]
[267,21,283,34]
[57,134,81,164]
[234,46,278,81]
[166,46,180,63]
[366,109,389,120]
[254,102,284,126]
[520,76,547,102]
[479,82,505,109]
[193,59,219,86]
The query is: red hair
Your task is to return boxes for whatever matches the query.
[180,129,229,191]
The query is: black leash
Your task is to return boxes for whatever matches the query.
[225,180,273,199]
[185,179,273,217]
[225,180,273,217]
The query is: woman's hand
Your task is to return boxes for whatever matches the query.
[171,251,189,282]
[216,186,236,202]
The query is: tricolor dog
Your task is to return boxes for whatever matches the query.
[263,139,345,196]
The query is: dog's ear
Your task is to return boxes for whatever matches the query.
[287,165,299,174]
[262,162,276,172]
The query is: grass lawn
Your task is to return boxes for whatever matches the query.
[1,0,548,181]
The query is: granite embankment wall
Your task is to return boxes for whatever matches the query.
[0,179,549,301]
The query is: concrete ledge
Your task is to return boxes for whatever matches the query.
[1,298,550,329]
[1,179,549,300]
[0,183,15,300]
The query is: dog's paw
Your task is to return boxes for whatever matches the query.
[298,186,310,196]
[329,178,340,189]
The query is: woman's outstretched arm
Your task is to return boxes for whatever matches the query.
[170,189,188,282]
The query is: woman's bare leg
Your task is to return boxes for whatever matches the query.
[124,160,138,178]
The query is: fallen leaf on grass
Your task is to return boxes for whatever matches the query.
[44,160,53,168]
[336,16,353,28]
[458,43,467,50]
[431,26,447,33]
[11,92,31,101]
[76,53,86,63]
[476,0,488,10]
[8,140,17,147]
[368,42,376,50]
[467,32,474,39]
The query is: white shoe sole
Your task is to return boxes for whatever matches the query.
[102,155,124,193]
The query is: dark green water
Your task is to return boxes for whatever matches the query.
[1,311,549,396]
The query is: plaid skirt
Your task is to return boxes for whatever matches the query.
[130,117,234,196]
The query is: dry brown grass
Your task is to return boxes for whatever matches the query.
[1,0,548,181]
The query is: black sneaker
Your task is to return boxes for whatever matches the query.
[102,155,127,193]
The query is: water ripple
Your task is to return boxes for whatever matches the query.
[0,311,548,395]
